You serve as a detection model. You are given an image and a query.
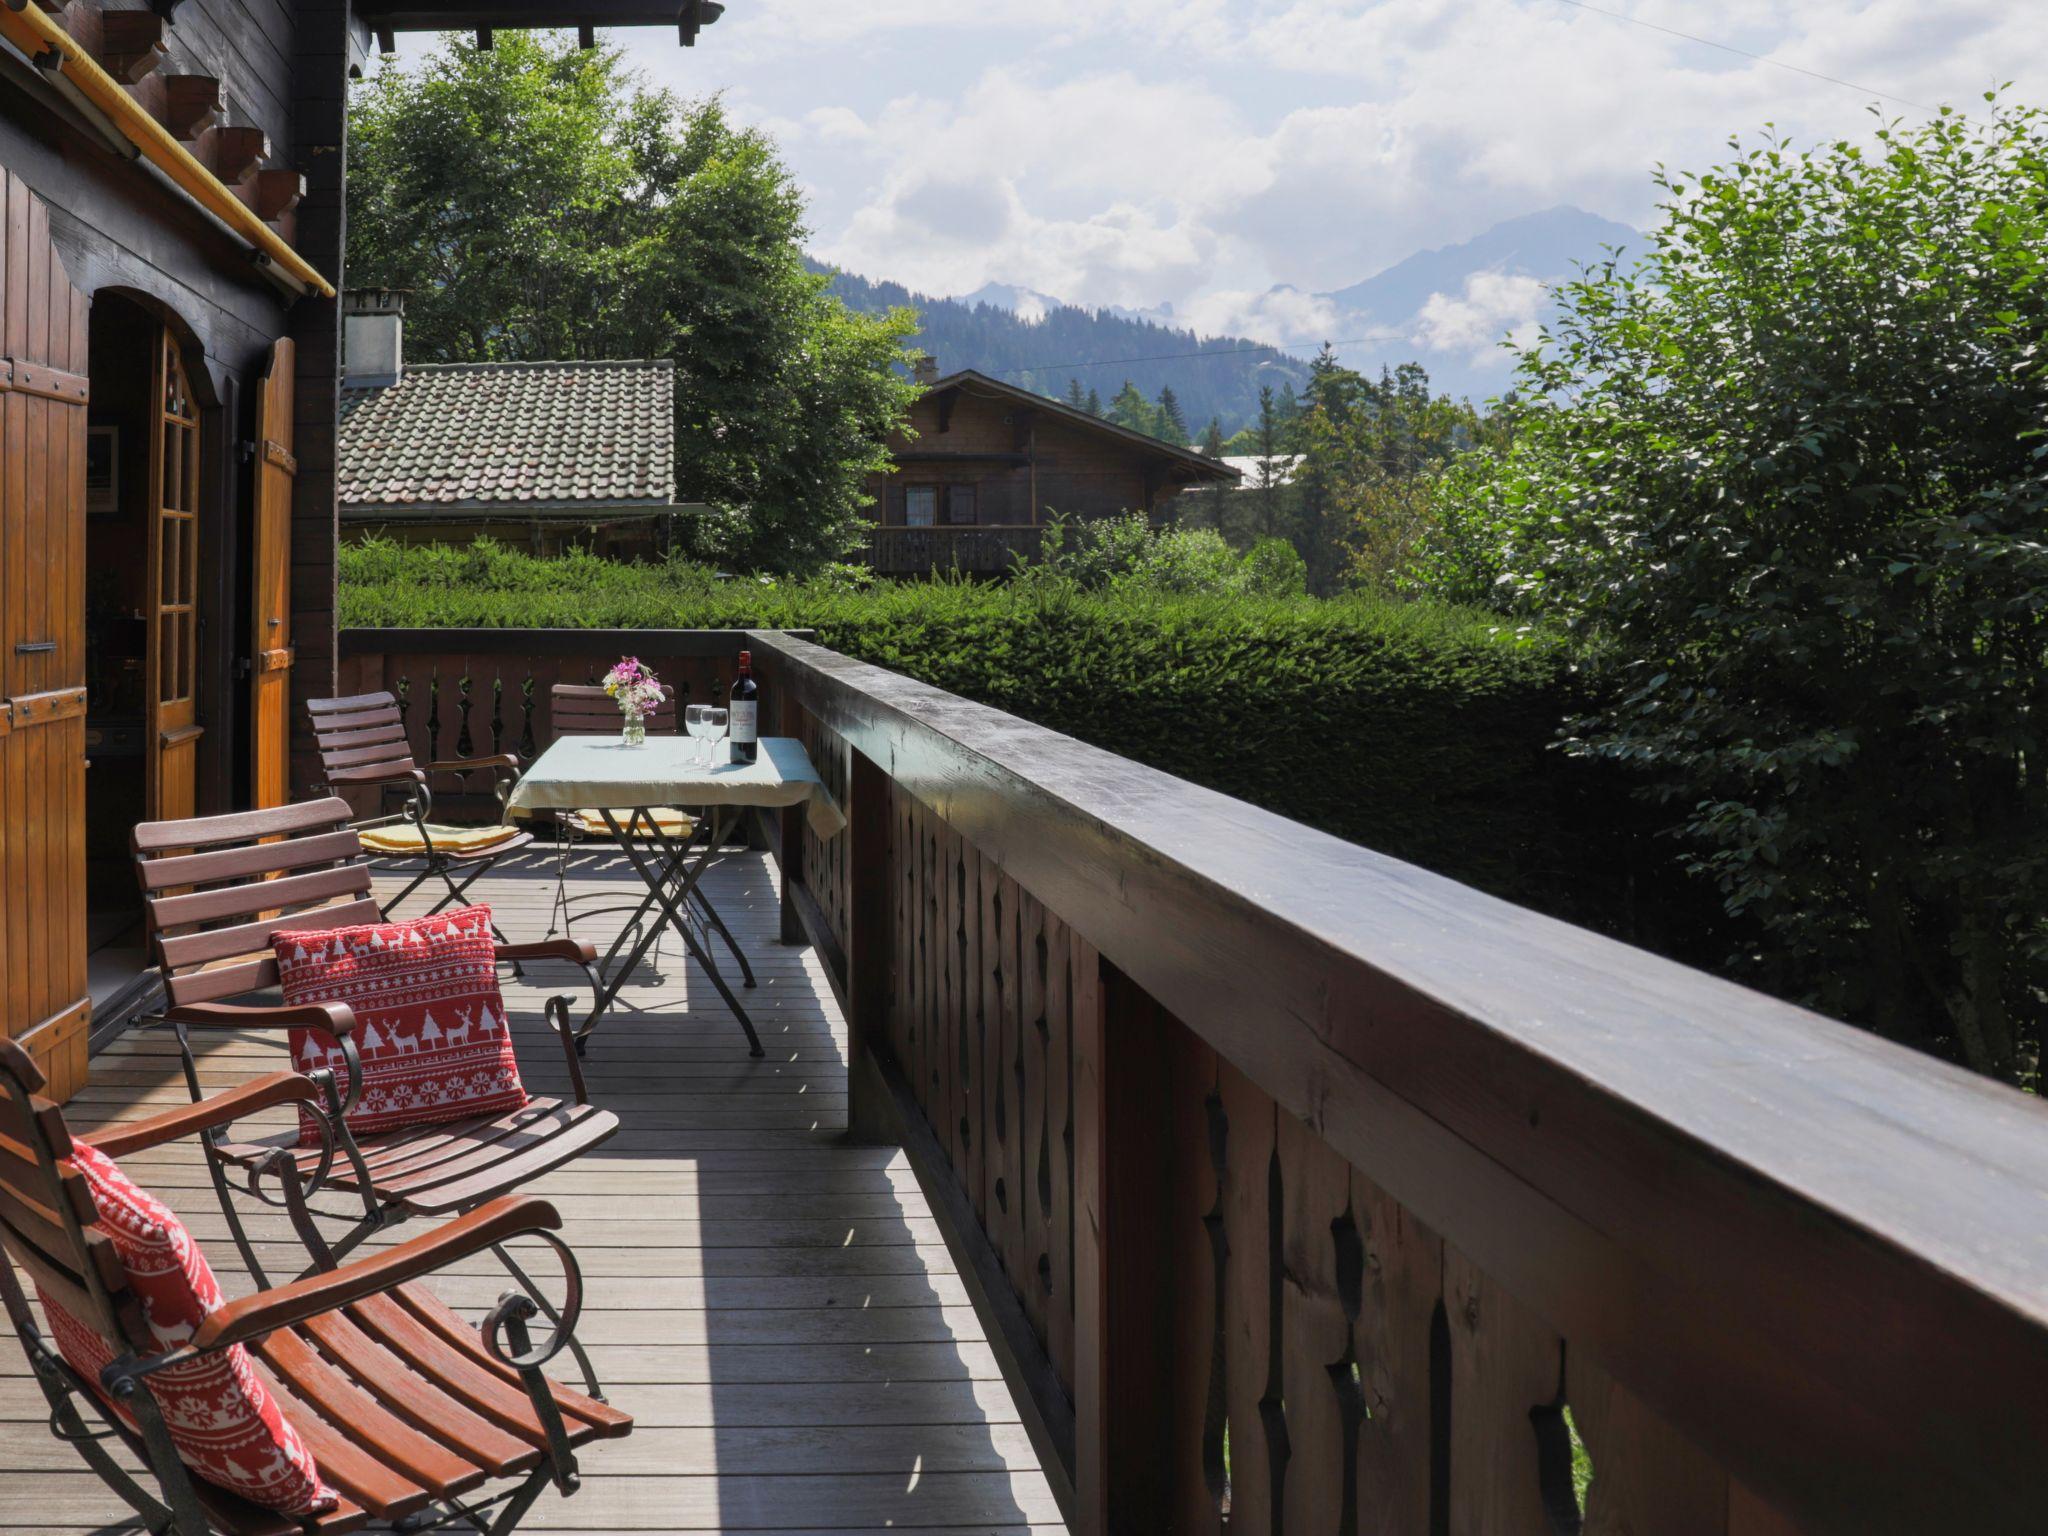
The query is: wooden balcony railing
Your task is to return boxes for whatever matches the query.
[338,626,2048,1535]
[866,523,1044,574]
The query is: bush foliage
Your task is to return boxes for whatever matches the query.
[1414,105,2048,1083]
[341,539,1635,920]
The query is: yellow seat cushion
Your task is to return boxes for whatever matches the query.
[360,823,523,856]
[573,807,697,840]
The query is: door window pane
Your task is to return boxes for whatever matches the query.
[947,485,978,526]
[905,486,937,528]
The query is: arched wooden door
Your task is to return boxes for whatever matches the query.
[251,338,295,808]
[0,167,91,1099]
[147,324,202,820]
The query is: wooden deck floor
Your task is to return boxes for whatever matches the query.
[2,847,1064,1533]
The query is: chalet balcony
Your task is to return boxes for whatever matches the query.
[866,523,1045,576]
[8,626,2048,1533]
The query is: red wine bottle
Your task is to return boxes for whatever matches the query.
[729,650,760,764]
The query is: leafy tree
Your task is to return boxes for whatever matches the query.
[1424,104,2048,1081]
[347,32,918,572]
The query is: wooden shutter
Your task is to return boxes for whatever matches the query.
[147,325,202,821]
[250,338,294,808]
[0,168,91,1100]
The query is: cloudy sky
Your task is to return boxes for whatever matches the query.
[456,2,2018,340]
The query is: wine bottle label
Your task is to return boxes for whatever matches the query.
[729,701,759,743]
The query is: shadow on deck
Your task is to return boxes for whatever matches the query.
[1,848,1063,1533]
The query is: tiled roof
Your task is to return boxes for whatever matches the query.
[339,360,674,512]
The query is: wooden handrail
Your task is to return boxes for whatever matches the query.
[742,625,2048,1536]
[330,623,2048,1531]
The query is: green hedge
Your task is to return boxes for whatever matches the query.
[341,542,1659,928]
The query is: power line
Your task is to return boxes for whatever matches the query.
[1546,0,1941,115]
[991,336,1361,379]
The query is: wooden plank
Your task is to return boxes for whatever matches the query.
[1354,1168,1442,1536]
[1218,1058,1278,1533]
[1043,910,1074,1395]
[1016,888,1049,1349]
[1445,1244,1561,1536]
[1277,1112,1354,1536]
[955,820,983,1206]
[1169,1012,1224,1536]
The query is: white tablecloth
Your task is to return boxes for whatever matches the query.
[506,735,846,840]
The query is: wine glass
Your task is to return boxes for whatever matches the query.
[684,704,714,764]
[701,706,729,763]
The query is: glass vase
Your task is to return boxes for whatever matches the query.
[621,711,647,748]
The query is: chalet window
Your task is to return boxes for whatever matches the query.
[947,484,979,526]
[905,485,938,527]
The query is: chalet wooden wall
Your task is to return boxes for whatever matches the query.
[873,386,1185,531]
[286,0,352,801]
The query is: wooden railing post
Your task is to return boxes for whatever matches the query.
[1075,960,1177,1534]
[775,686,805,945]
[844,746,894,1144]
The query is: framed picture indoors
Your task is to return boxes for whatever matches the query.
[87,425,119,516]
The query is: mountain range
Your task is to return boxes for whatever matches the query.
[821,205,1642,435]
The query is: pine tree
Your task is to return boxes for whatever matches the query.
[1157,385,1189,444]
[1085,386,1103,418]
[1198,418,1225,457]
[1066,378,1088,412]
[1110,380,1161,438]
[1255,385,1284,538]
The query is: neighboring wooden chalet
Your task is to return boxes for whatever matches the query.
[340,291,689,556]
[867,365,1240,575]
[0,0,722,1091]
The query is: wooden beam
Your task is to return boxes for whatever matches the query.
[160,73,223,141]
[251,168,305,221]
[212,125,269,184]
[96,11,169,84]
[577,22,595,48]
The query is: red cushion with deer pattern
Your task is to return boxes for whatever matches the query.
[273,904,528,1145]
[35,1141,336,1516]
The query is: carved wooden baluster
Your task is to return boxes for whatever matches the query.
[1445,1246,1563,1536]
[1354,1170,1443,1534]
[490,673,505,757]
[1569,1351,1728,1535]
[456,672,475,759]
[1276,1114,1356,1535]
[519,672,538,759]
[1217,1064,1282,1532]
[1177,1030,1227,1534]
[425,671,442,762]
[395,674,412,757]
[955,842,984,1206]
[934,821,955,1127]
[1045,914,1076,1392]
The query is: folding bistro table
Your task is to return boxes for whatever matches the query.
[505,735,847,1057]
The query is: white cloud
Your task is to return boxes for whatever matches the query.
[615,0,2047,329]
[1414,272,1550,364]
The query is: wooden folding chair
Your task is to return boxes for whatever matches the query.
[306,690,536,939]
[132,798,617,1393]
[0,1038,628,1536]
[544,683,756,990]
